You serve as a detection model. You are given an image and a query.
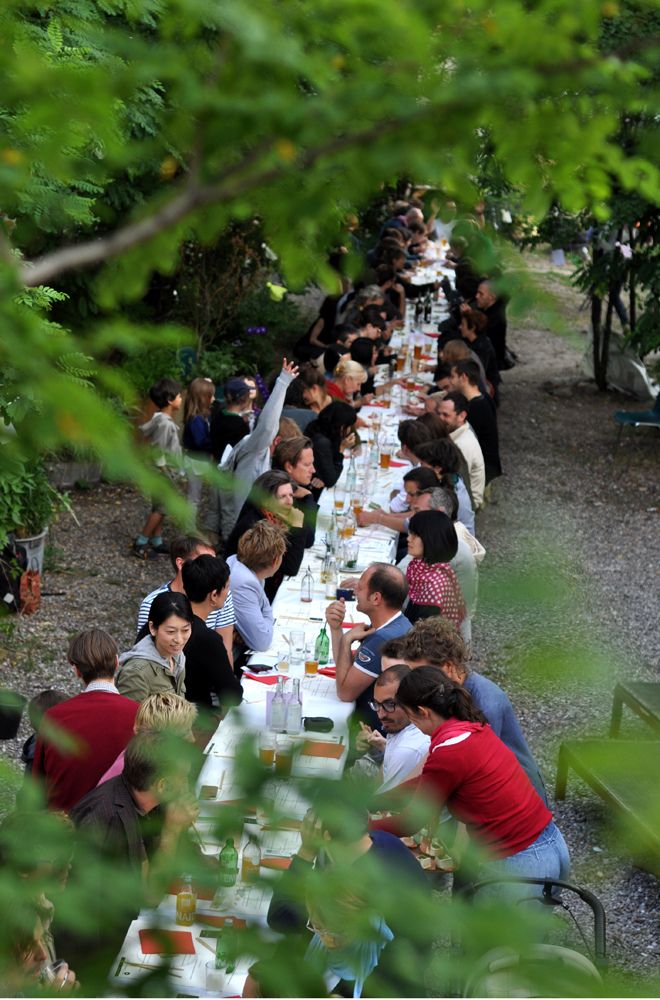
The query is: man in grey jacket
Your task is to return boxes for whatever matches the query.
[213,358,299,540]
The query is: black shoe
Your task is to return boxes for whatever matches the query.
[132,542,157,560]
[150,541,170,555]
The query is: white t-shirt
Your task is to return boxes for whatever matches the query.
[378,724,430,793]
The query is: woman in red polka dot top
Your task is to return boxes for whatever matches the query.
[405,510,466,628]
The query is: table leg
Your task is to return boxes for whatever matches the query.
[555,744,570,799]
[609,687,624,737]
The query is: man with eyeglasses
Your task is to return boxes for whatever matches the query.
[357,663,430,794]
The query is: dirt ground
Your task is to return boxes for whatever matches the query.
[0,250,658,987]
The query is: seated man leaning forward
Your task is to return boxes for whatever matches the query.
[325,563,411,729]
[357,663,430,794]
[400,617,548,802]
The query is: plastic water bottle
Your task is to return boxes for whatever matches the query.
[270,677,286,733]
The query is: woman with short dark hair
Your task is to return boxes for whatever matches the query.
[405,511,466,631]
[117,592,193,701]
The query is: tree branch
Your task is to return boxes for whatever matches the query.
[19,116,416,288]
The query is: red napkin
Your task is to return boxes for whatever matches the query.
[260,856,292,870]
[318,666,336,677]
[425,332,439,338]
[420,354,434,361]
[139,929,195,955]
[244,672,282,685]
[389,460,409,468]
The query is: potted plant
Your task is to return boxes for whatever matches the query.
[0,690,26,740]
[0,458,72,573]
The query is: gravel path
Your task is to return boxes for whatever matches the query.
[0,254,657,985]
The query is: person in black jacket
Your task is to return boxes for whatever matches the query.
[180,555,243,711]
[223,471,306,601]
[459,307,500,403]
[272,437,319,548]
[305,401,357,500]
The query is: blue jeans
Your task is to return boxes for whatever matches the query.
[479,822,571,898]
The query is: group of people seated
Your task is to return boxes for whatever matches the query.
[3,196,568,997]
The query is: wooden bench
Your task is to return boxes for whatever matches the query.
[555,739,660,874]
[609,682,660,737]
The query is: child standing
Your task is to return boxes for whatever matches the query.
[133,377,183,559]
[182,377,215,512]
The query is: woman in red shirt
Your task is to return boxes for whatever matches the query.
[405,510,466,629]
[381,667,570,886]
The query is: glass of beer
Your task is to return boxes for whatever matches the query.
[304,644,319,676]
[379,448,392,470]
[259,732,275,766]
[275,735,294,776]
[351,496,363,516]
[413,343,422,360]
[396,354,405,372]
[334,488,345,512]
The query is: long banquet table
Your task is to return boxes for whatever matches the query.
[108,262,454,997]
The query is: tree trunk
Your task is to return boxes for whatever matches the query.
[591,292,606,389]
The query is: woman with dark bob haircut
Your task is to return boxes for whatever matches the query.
[305,401,357,499]
[405,510,465,629]
[373,667,570,896]
[117,592,193,701]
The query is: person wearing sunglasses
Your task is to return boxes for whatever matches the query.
[356,664,430,794]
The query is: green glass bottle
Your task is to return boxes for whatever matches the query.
[215,917,236,974]
[314,624,330,665]
[218,837,239,888]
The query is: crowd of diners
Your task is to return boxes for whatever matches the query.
[3,196,572,998]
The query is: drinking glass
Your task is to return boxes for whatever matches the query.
[275,734,295,776]
[304,644,319,676]
[290,630,305,667]
[259,732,275,766]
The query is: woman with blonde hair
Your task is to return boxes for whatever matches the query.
[97,692,198,784]
[183,377,215,511]
[326,359,367,405]
[227,521,287,658]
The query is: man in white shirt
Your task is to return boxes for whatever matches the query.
[437,391,485,509]
[356,663,430,794]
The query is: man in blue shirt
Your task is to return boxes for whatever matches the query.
[326,563,411,728]
[401,617,548,802]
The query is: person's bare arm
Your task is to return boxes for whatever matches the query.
[334,622,377,702]
[357,509,408,532]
